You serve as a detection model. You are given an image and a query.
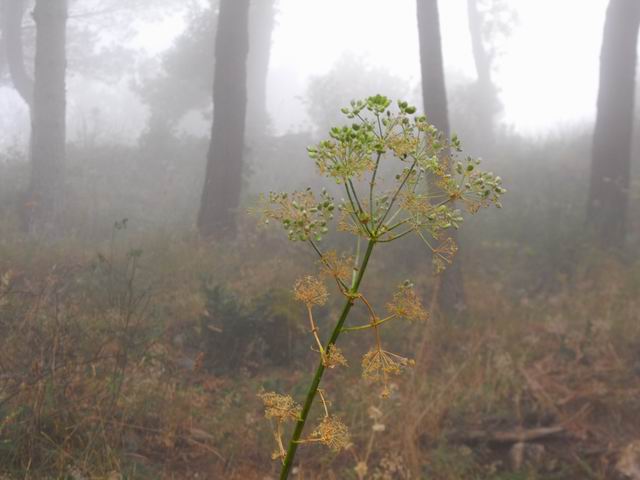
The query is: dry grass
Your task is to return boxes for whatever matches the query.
[0,229,638,479]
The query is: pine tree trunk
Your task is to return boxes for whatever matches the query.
[27,0,67,235]
[0,36,5,79]
[417,0,465,314]
[247,0,276,138]
[587,0,640,249]
[467,0,491,91]
[418,0,449,136]
[197,0,250,238]
[466,0,499,128]
[1,0,33,106]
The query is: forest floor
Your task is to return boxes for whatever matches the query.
[0,229,639,479]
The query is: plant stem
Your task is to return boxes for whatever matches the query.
[341,314,396,332]
[279,239,376,480]
[369,151,382,219]
[377,159,418,230]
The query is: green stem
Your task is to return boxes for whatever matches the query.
[369,151,382,219]
[344,181,371,236]
[376,159,418,230]
[377,228,414,243]
[346,180,373,236]
[341,314,397,332]
[279,239,376,480]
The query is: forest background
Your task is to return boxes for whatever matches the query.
[0,0,639,478]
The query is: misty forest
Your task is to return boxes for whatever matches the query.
[1,0,640,479]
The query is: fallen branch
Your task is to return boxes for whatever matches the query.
[451,425,566,445]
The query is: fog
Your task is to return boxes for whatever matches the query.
[0,0,639,478]
[0,0,617,145]
[269,0,610,134]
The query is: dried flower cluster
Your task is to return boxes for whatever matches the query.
[318,250,353,284]
[257,96,504,478]
[362,348,416,398]
[432,237,459,273]
[258,392,301,423]
[386,282,429,322]
[310,415,351,452]
[293,276,328,307]
[258,392,302,463]
[323,344,347,368]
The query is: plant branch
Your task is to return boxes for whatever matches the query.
[376,159,418,230]
[341,315,396,332]
[369,151,383,220]
[279,239,376,479]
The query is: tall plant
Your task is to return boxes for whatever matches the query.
[259,96,505,478]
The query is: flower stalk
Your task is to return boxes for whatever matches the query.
[280,238,375,479]
[256,96,505,479]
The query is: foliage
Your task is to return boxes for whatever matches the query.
[304,55,411,134]
[0,225,160,477]
[259,96,504,478]
[457,126,593,295]
[0,215,638,478]
[135,1,218,126]
[200,285,305,372]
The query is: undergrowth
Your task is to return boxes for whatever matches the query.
[0,220,638,478]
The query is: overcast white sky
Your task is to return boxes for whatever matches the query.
[269,0,612,135]
[0,0,633,147]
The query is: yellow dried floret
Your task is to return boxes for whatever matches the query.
[387,133,419,157]
[323,344,348,369]
[311,415,351,452]
[354,461,368,478]
[362,348,415,398]
[337,210,364,236]
[319,250,353,282]
[432,237,458,274]
[258,391,301,422]
[293,276,328,307]
[401,191,434,218]
[386,283,428,322]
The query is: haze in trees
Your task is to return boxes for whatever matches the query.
[197,0,250,238]
[0,1,638,478]
[417,0,466,314]
[587,0,640,249]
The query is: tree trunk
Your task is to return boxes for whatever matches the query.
[1,0,33,106]
[246,0,276,138]
[466,0,499,128]
[417,0,465,314]
[587,0,640,249]
[197,0,250,238]
[27,0,67,234]
[466,0,491,92]
[418,0,449,136]
[0,10,7,80]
